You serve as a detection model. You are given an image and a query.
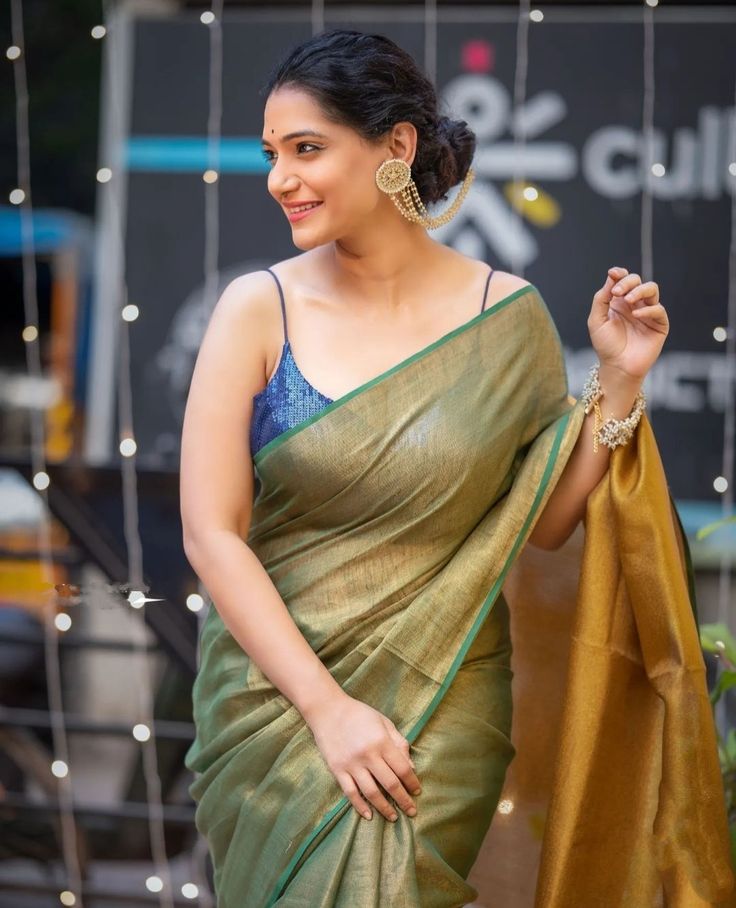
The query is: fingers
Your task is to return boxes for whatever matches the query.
[353,761,417,823]
[370,758,418,818]
[617,280,659,303]
[591,268,625,332]
[604,266,628,294]
[340,742,422,822]
[610,272,642,298]
[338,770,376,821]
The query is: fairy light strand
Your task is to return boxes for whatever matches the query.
[311,0,324,37]
[189,3,225,902]
[424,0,437,88]
[98,0,175,902]
[715,71,736,734]
[9,0,84,902]
[641,2,655,295]
[509,0,531,279]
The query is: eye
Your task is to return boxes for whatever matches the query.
[261,142,321,166]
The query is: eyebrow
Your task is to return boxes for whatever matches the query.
[261,130,329,147]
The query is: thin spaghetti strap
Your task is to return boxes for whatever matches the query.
[480,266,495,314]
[264,268,288,344]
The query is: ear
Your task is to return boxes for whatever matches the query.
[386,121,418,167]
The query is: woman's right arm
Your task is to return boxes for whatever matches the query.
[179,272,421,822]
[180,271,344,722]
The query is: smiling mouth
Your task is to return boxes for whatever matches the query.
[286,202,324,221]
[286,202,322,211]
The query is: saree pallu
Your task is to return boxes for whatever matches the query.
[184,284,735,907]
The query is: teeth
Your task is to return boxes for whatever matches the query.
[291,203,320,213]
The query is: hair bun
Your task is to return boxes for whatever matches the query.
[434,115,476,188]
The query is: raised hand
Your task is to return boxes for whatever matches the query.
[587,266,669,381]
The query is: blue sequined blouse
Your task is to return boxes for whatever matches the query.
[249,267,495,459]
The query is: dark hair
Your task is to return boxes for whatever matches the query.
[260,28,476,206]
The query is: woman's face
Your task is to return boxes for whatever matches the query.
[261,86,405,249]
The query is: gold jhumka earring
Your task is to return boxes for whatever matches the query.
[374,158,474,230]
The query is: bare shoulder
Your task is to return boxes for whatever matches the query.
[212,269,281,328]
[441,248,532,299]
[489,270,535,296]
[185,268,289,415]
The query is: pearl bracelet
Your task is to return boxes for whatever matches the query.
[580,363,647,453]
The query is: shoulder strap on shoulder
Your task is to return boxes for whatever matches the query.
[264,268,288,344]
[480,266,495,313]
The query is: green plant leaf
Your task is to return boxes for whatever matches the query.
[727,729,736,764]
[701,623,736,665]
[711,671,736,708]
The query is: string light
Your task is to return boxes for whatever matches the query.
[178,4,228,901]
[529,9,543,23]
[54,613,72,632]
[424,0,437,88]
[6,2,83,868]
[95,0,176,899]
[32,470,50,490]
[186,593,204,613]
[128,590,146,609]
[90,25,106,40]
[119,437,137,456]
[51,760,69,779]
[146,876,164,893]
[510,0,531,277]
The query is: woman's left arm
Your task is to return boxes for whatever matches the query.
[528,265,670,551]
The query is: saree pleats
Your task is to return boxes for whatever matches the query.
[184,284,735,907]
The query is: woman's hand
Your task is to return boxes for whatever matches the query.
[588,266,669,382]
[306,692,421,822]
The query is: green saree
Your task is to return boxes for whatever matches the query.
[184,284,735,907]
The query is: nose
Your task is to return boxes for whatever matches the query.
[267,161,300,201]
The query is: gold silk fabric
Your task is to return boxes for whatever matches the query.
[184,284,735,907]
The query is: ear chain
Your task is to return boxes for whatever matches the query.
[375,158,474,230]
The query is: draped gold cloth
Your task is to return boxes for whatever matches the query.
[184,284,735,907]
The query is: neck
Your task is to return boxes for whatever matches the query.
[324,218,441,309]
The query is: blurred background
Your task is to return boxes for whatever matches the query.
[1,0,735,905]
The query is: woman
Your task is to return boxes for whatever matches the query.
[180,29,734,908]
